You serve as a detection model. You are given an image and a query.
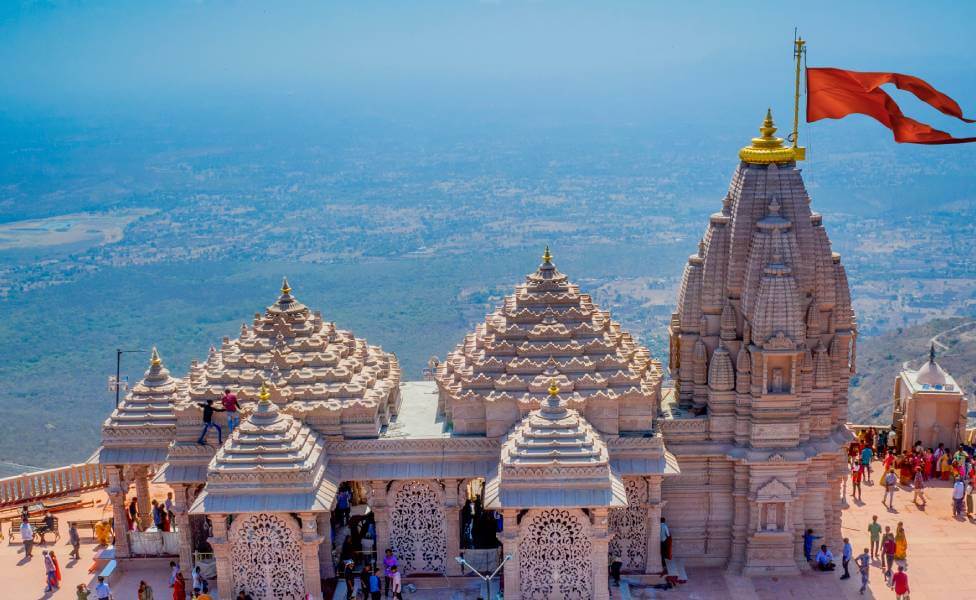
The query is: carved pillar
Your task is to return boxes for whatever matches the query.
[133,465,152,530]
[591,507,611,600]
[106,466,130,558]
[171,484,194,578]
[644,476,664,575]
[208,514,233,600]
[370,481,391,561]
[317,512,335,579]
[443,479,462,576]
[299,513,324,600]
[500,510,520,600]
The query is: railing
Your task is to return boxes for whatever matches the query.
[0,462,108,508]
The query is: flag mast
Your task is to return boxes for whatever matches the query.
[791,33,807,160]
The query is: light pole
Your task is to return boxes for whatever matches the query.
[108,348,146,407]
[455,553,511,600]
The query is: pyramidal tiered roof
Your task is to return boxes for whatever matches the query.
[184,278,401,435]
[436,248,663,437]
[191,383,335,514]
[485,381,625,509]
[100,348,181,462]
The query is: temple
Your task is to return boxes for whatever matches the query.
[78,110,858,598]
[890,344,967,452]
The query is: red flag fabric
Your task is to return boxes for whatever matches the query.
[806,67,976,144]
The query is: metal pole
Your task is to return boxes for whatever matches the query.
[115,348,122,407]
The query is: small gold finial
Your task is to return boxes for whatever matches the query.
[542,245,553,265]
[258,381,271,404]
[281,277,291,296]
[150,347,162,367]
[547,379,559,397]
[738,109,797,165]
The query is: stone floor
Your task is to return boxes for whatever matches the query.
[4,464,976,599]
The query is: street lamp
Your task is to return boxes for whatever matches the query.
[455,553,512,600]
[108,348,146,407]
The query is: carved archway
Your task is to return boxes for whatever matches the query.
[518,508,592,600]
[609,478,647,571]
[229,513,306,600]
[389,480,447,574]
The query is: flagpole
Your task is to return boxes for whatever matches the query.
[792,35,806,160]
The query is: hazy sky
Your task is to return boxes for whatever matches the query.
[2,2,975,122]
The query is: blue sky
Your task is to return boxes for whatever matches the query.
[1,1,975,142]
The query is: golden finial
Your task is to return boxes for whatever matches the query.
[548,379,559,397]
[542,245,553,265]
[738,109,797,165]
[258,381,271,404]
[281,277,291,296]
[150,346,162,367]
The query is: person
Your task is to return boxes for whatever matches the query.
[953,476,966,516]
[968,478,975,518]
[342,557,356,600]
[850,463,862,501]
[128,497,139,531]
[855,548,870,595]
[912,467,925,506]
[165,492,176,527]
[51,550,62,585]
[891,565,910,600]
[94,576,112,600]
[882,531,896,581]
[170,561,181,587]
[152,499,163,530]
[610,553,623,586]
[368,566,382,600]
[940,449,951,480]
[196,590,213,600]
[77,583,92,600]
[860,444,874,483]
[390,565,403,600]
[893,522,907,561]
[236,593,254,600]
[173,572,187,600]
[883,469,897,508]
[43,550,58,592]
[867,515,882,558]
[222,388,240,433]
[840,538,852,579]
[815,544,835,571]
[360,564,373,600]
[383,549,398,597]
[138,581,154,600]
[192,566,208,594]
[20,518,34,558]
[336,487,352,526]
[660,517,672,570]
[803,529,820,563]
[197,398,225,445]
[68,521,81,559]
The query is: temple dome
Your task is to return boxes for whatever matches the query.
[182,278,401,436]
[435,248,663,436]
[915,358,949,387]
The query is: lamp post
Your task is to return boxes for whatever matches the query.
[108,348,146,407]
[455,553,511,600]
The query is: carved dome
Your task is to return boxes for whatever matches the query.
[182,278,401,435]
[101,347,181,450]
[435,249,663,437]
[915,359,949,387]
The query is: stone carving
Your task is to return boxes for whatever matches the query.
[229,513,306,600]
[389,480,447,574]
[609,479,647,571]
[519,509,592,600]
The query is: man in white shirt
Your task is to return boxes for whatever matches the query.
[19,519,33,558]
[815,544,835,571]
[94,576,112,600]
[952,477,966,516]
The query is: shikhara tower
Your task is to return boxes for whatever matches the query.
[665,110,855,574]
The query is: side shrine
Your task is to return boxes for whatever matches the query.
[96,111,857,599]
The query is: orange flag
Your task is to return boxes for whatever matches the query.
[806,67,976,144]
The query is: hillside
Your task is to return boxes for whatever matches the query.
[849,317,976,424]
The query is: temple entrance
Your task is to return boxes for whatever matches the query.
[460,478,502,550]
[518,508,593,600]
[609,478,648,572]
[389,479,447,574]
[229,513,306,600]
[333,481,375,571]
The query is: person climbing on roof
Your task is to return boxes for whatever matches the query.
[221,388,240,433]
[196,398,225,445]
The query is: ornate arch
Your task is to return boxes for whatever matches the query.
[229,513,306,600]
[389,480,447,574]
[609,478,648,571]
[518,508,593,600]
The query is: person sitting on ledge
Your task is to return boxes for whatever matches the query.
[815,544,836,571]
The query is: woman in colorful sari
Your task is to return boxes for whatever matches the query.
[898,453,914,485]
[940,452,952,481]
[924,449,934,480]
[894,522,908,561]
